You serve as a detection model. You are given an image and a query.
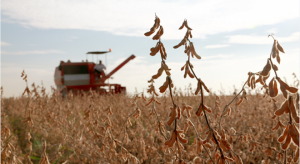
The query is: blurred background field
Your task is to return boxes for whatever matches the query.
[1,82,298,163]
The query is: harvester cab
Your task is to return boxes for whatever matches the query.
[54,50,135,95]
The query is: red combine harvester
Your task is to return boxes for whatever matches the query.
[54,51,135,95]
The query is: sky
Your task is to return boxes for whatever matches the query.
[1,0,299,97]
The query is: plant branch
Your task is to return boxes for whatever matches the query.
[189,120,215,163]
[218,81,248,129]
[200,83,225,160]
[152,99,168,140]
[188,58,225,160]
[251,141,282,154]
[121,106,138,144]
[288,96,292,124]
[269,58,278,78]
[108,128,141,164]
[168,76,176,108]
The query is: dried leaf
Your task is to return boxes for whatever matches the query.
[251,74,256,89]
[152,26,163,40]
[177,106,181,119]
[21,70,25,77]
[274,100,289,116]
[173,38,187,49]
[179,20,185,30]
[150,42,160,56]
[247,72,252,87]
[294,148,299,162]
[152,68,163,79]
[276,54,281,64]
[237,99,243,106]
[235,155,243,164]
[196,104,204,116]
[181,64,186,71]
[256,75,264,85]
[273,64,278,71]
[187,71,194,78]
[203,104,212,113]
[290,124,299,147]
[281,133,291,150]
[144,15,160,36]
[273,79,279,97]
[263,73,270,82]
[260,59,271,76]
[165,131,176,147]
[159,80,168,93]
[145,98,154,106]
[184,20,192,30]
[277,77,288,99]
[167,107,176,126]
[190,42,201,59]
[290,98,299,123]
[269,78,275,97]
[189,30,193,38]
[286,86,298,94]
[183,61,194,79]
[200,80,210,93]
[272,121,280,130]
[250,142,256,152]
[144,31,154,37]
[271,40,278,58]
[160,42,167,59]
[177,131,188,144]
[277,41,285,53]
[278,125,289,143]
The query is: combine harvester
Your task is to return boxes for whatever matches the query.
[54,50,135,95]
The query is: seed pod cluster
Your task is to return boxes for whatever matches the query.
[145,96,161,106]
[164,129,188,148]
[277,124,299,150]
[195,78,210,95]
[196,103,212,116]
[294,148,299,162]
[181,103,192,117]
[150,41,167,60]
[260,59,271,77]
[132,108,141,118]
[152,26,164,40]
[179,20,192,30]
[271,120,285,130]
[152,61,171,79]
[145,14,170,104]
[144,15,160,36]
[183,119,193,133]
[268,78,279,98]
[246,72,256,89]
[237,90,247,106]
[167,105,181,126]
[104,106,113,115]
[275,98,299,123]
[147,80,159,96]
[173,20,201,60]
[256,73,270,85]
[184,42,201,59]
[154,121,165,135]
[276,77,298,99]
[181,61,194,79]
[159,76,173,93]
[270,39,285,64]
